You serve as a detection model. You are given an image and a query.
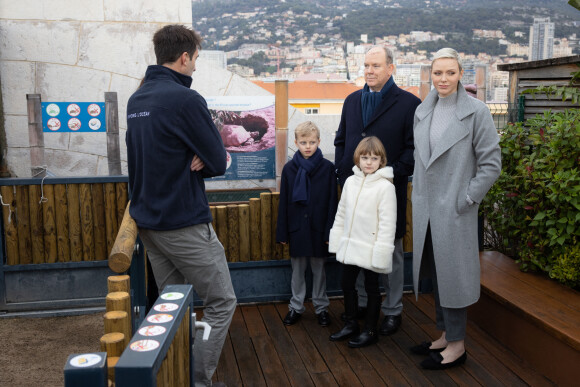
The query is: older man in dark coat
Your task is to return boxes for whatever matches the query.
[334,46,420,335]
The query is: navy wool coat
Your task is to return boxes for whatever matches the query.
[334,84,421,239]
[276,158,338,257]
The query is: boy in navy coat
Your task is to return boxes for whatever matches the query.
[276,121,338,326]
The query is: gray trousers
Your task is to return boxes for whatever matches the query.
[424,225,467,342]
[357,238,404,316]
[139,223,237,387]
[289,256,330,314]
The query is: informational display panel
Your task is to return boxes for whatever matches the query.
[41,102,106,132]
[206,96,275,181]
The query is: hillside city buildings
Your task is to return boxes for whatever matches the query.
[197,11,578,104]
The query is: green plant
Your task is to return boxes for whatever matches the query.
[551,241,580,288]
[481,108,580,287]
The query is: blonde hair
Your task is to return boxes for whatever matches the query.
[432,47,463,72]
[353,136,387,168]
[295,121,320,139]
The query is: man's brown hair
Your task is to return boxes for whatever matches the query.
[153,24,203,65]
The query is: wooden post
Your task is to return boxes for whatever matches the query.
[115,183,128,228]
[41,184,57,263]
[419,65,431,101]
[476,65,487,102]
[108,275,131,293]
[26,94,45,178]
[104,310,131,348]
[106,291,131,317]
[216,205,228,256]
[67,184,82,262]
[15,186,32,264]
[108,204,138,273]
[54,184,70,262]
[107,357,119,383]
[92,183,107,260]
[260,192,272,260]
[104,182,118,254]
[249,198,261,260]
[275,80,288,191]
[227,204,239,262]
[105,92,121,176]
[238,204,250,262]
[100,332,125,357]
[271,192,282,259]
[507,70,519,123]
[28,184,45,263]
[1,186,18,265]
[80,183,95,261]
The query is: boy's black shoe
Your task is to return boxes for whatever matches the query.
[379,315,402,335]
[317,311,331,326]
[283,310,302,325]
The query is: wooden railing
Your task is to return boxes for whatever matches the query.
[2,178,414,267]
[0,177,128,265]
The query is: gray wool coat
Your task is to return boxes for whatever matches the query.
[412,83,501,308]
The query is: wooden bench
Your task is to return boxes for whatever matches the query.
[469,251,580,386]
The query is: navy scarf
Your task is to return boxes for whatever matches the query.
[361,76,395,127]
[291,148,323,204]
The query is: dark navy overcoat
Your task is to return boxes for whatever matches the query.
[334,84,420,239]
[276,158,338,257]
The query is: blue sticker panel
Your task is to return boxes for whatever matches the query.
[41,102,106,132]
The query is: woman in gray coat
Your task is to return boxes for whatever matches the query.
[411,48,501,370]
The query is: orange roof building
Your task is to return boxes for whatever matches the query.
[253,80,419,115]
[253,80,362,115]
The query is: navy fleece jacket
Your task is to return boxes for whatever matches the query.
[126,65,226,230]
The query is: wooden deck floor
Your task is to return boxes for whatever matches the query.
[211,294,556,386]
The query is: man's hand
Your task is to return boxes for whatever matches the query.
[190,155,205,171]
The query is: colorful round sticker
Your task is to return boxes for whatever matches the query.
[47,118,61,131]
[68,118,81,131]
[88,103,101,116]
[147,313,174,324]
[88,118,101,130]
[154,303,179,312]
[130,340,160,352]
[138,325,167,337]
[69,353,102,368]
[46,104,60,117]
[67,103,81,117]
[160,292,184,301]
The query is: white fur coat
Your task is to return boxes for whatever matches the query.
[328,165,397,274]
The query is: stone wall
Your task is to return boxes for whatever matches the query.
[0,0,192,176]
[0,0,341,186]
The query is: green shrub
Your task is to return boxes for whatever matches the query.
[481,108,580,288]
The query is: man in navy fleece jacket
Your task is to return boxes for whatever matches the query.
[126,24,235,387]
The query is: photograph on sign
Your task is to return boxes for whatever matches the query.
[206,96,275,181]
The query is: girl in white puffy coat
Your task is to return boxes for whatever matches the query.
[329,136,397,348]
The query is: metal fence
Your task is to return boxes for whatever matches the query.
[488,96,525,130]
